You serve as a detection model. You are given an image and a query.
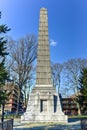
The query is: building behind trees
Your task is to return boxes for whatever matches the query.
[0,83,23,114]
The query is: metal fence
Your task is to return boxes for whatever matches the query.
[0,119,13,130]
[81,118,87,130]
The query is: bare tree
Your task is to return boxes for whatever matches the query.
[63,58,87,114]
[51,63,63,95]
[7,35,37,115]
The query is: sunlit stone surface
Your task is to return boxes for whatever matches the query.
[21,8,67,123]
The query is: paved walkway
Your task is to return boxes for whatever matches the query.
[13,119,81,130]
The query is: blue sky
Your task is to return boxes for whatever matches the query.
[0,0,87,63]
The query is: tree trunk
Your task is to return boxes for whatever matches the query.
[24,92,27,110]
[77,102,81,115]
[16,87,21,116]
[1,103,5,130]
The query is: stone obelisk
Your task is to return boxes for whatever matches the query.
[36,8,52,87]
[21,8,67,123]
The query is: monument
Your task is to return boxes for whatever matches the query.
[21,8,67,123]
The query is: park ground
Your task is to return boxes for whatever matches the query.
[13,118,81,130]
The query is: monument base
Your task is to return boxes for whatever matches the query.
[21,87,68,123]
[21,114,67,123]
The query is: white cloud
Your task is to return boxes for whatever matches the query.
[50,39,57,46]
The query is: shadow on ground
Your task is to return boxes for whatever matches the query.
[14,122,81,130]
[13,118,82,130]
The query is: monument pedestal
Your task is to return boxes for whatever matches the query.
[21,87,67,123]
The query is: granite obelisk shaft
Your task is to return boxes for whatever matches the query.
[36,8,52,86]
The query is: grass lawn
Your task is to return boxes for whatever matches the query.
[69,115,87,119]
